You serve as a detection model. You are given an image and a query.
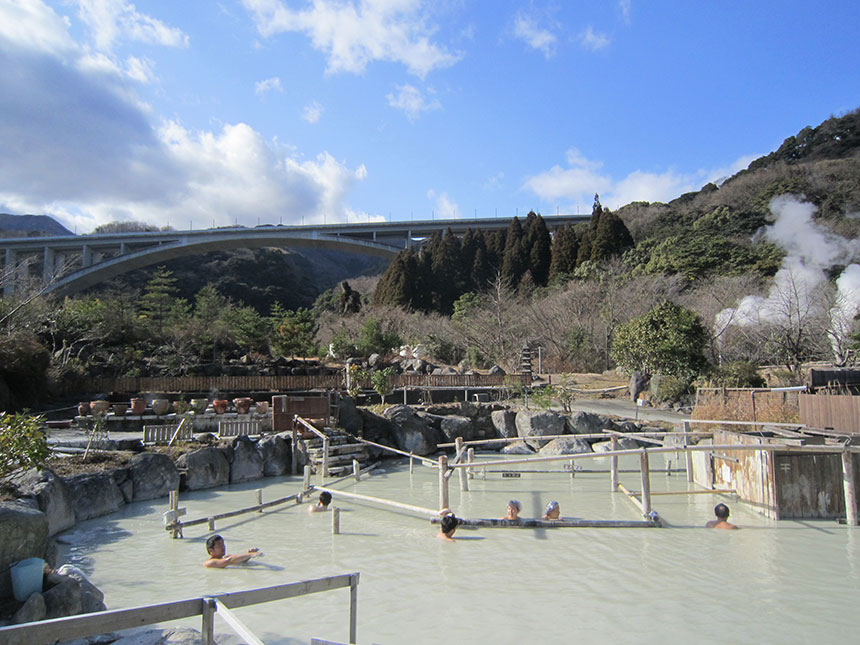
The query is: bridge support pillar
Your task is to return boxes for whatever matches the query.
[42,247,56,283]
[81,244,92,268]
[3,248,15,296]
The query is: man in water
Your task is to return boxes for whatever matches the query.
[203,534,263,568]
[542,501,560,520]
[502,499,522,521]
[706,503,739,530]
[437,512,460,542]
[308,491,332,513]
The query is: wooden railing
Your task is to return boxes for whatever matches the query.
[0,573,360,645]
[61,372,531,395]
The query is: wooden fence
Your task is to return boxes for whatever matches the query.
[0,573,360,645]
[64,372,530,395]
[799,393,860,434]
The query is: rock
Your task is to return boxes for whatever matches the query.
[501,441,534,455]
[257,435,290,476]
[0,502,49,599]
[457,359,470,373]
[193,432,217,444]
[229,436,264,483]
[43,577,82,619]
[491,410,517,439]
[176,447,230,490]
[111,627,244,645]
[515,410,566,450]
[6,468,75,536]
[630,371,648,401]
[13,591,46,623]
[592,437,640,452]
[612,420,640,434]
[367,353,381,368]
[566,411,608,435]
[488,365,506,375]
[128,453,180,501]
[55,565,106,613]
[382,405,441,456]
[338,397,364,436]
[539,437,592,455]
[439,415,473,442]
[65,472,125,521]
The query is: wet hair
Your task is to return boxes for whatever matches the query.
[205,534,223,554]
[319,491,332,506]
[440,514,459,534]
[508,500,521,512]
[714,503,730,520]
[545,501,559,515]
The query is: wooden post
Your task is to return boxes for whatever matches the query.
[332,507,341,535]
[208,517,215,531]
[842,451,857,526]
[201,597,216,645]
[467,447,475,479]
[303,465,311,491]
[570,459,575,479]
[403,387,407,405]
[353,459,361,482]
[456,437,469,492]
[610,435,618,491]
[438,455,449,511]
[322,436,329,479]
[640,449,652,517]
[290,428,298,476]
[256,489,262,512]
[683,421,693,482]
[349,576,359,644]
[409,452,414,474]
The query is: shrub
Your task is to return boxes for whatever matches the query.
[0,413,49,476]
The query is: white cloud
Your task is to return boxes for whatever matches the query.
[386,84,440,122]
[618,0,631,25]
[241,0,460,78]
[522,150,758,211]
[427,189,461,219]
[512,11,557,58]
[302,101,323,124]
[579,25,610,51]
[255,76,283,94]
[0,1,367,232]
[77,0,189,52]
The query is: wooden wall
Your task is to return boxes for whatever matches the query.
[799,393,860,434]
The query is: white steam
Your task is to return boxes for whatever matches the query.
[716,195,860,361]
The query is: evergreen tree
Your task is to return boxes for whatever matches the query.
[576,194,603,266]
[590,208,635,263]
[501,217,526,289]
[374,250,417,308]
[471,237,493,290]
[549,225,580,282]
[525,213,552,286]
[485,229,506,271]
[139,266,186,336]
[431,228,463,313]
[460,228,480,293]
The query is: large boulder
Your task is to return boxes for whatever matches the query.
[128,453,180,501]
[13,591,46,623]
[566,411,609,436]
[383,405,441,456]
[0,502,49,598]
[439,415,475,442]
[539,437,592,455]
[501,441,534,455]
[338,396,364,436]
[64,472,125,521]
[516,410,566,450]
[6,468,75,536]
[55,564,106,614]
[43,577,82,619]
[176,447,230,490]
[257,435,290,477]
[229,436,264,483]
[592,437,641,452]
[491,410,517,439]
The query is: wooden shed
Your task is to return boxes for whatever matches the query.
[693,428,860,520]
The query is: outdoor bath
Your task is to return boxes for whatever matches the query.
[55,452,860,644]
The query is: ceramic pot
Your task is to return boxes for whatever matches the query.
[254,400,269,415]
[130,398,146,415]
[233,397,253,414]
[77,401,91,416]
[190,398,209,413]
[112,403,129,416]
[212,399,229,414]
[90,400,110,415]
[151,398,171,416]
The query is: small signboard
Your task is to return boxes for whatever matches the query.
[501,471,521,478]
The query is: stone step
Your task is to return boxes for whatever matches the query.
[311,453,368,467]
[307,443,368,456]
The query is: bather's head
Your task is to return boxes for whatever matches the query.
[319,491,332,507]
[206,534,225,557]
[714,503,730,520]
[440,514,459,536]
[507,500,521,518]
[544,501,560,520]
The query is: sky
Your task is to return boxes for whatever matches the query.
[0,1,858,234]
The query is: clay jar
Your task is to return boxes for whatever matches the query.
[212,399,229,414]
[77,401,91,416]
[151,398,171,416]
[233,397,253,414]
[130,398,146,415]
[190,398,209,413]
[254,400,269,415]
[90,400,110,415]
[112,403,130,416]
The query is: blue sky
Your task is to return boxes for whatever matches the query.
[0,1,858,233]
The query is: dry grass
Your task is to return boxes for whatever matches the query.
[693,390,799,429]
